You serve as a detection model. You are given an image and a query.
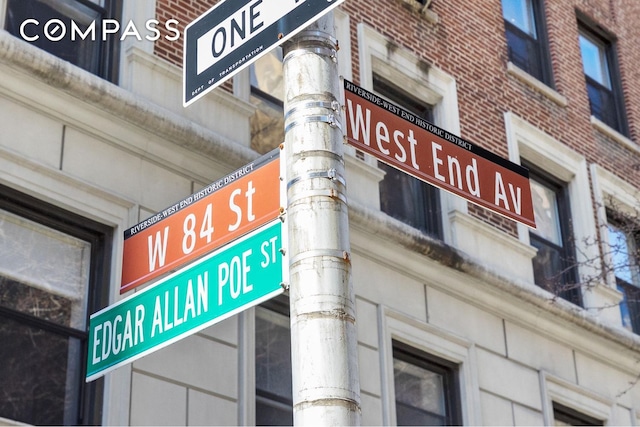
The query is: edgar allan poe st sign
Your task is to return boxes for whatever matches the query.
[343,79,536,229]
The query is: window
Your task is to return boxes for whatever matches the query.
[4,0,121,82]
[578,25,627,135]
[502,0,553,85]
[0,184,111,425]
[393,340,461,426]
[249,49,285,154]
[606,217,640,333]
[374,75,443,239]
[255,296,292,426]
[528,167,581,305]
[553,402,603,426]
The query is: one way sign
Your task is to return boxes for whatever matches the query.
[183,0,345,107]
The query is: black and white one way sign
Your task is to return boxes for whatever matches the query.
[183,0,345,107]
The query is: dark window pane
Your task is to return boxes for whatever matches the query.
[618,281,640,334]
[586,78,619,131]
[256,394,293,426]
[578,27,627,135]
[393,341,461,426]
[255,300,293,426]
[255,308,292,401]
[396,401,446,426]
[530,235,564,290]
[394,359,447,426]
[505,24,543,81]
[379,164,441,237]
[0,277,73,326]
[553,402,603,426]
[607,219,640,333]
[0,316,82,425]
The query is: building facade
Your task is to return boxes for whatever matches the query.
[1,0,640,425]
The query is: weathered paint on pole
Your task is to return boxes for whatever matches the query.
[282,13,361,426]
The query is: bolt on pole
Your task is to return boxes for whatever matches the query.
[282,12,361,426]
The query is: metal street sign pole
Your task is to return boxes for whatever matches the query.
[283,13,361,425]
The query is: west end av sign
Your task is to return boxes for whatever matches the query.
[120,149,281,293]
[344,80,536,228]
[183,0,345,106]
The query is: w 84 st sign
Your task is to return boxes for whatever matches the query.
[120,150,280,293]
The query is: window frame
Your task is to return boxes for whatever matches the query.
[525,163,581,306]
[505,112,599,307]
[0,183,112,425]
[605,213,640,333]
[541,372,613,425]
[373,74,443,239]
[392,339,462,426]
[254,295,293,426]
[4,0,122,83]
[380,308,480,425]
[553,401,604,426]
[502,0,554,87]
[357,23,463,243]
[577,16,628,137]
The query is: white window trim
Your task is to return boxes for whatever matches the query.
[378,306,481,426]
[357,23,465,238]
[589,164,636,327]
[334,8,352,82]
[540,372,614,425]
[0,0,6,29]
[504,112,600,289]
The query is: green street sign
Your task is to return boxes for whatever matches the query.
[86,220,285,382]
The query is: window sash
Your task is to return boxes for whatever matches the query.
[502,0,537,37]
[579,34,612,88]
[553,402,603,426]
[526,168,581,306]
[578,24,627,135]
[504,22,545,82]
[585,76,620,131]
[617,279,640,334]
[502,0,553,86]
[250,48,284,106]
[0,185,110,425]
[606,218,640,333]
[4,0,120,82]
[392,341,461,426]
[255,298,293,426]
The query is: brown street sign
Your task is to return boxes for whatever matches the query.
[343,79,536,229]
